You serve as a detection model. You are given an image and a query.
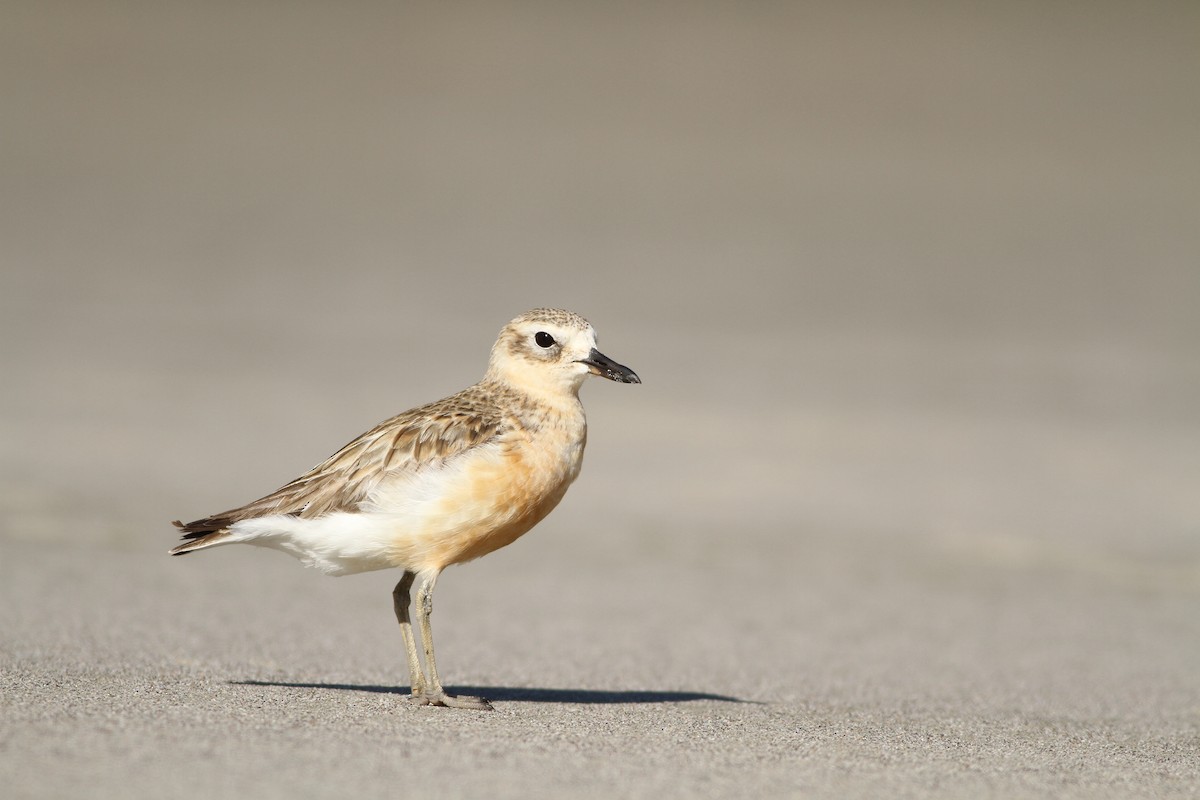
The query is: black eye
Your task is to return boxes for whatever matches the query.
[534,331,556,348]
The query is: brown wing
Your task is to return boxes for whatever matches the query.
[172,385,504,543]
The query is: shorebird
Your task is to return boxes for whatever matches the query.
[171,308,639,710]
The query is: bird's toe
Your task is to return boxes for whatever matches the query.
[425,691,494,711]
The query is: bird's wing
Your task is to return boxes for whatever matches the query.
[173,387,504,539]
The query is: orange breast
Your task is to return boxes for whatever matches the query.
[408,434,583,571]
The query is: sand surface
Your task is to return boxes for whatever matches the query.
[2,3,1198,798]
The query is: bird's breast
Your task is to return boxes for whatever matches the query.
[385,407,587,570]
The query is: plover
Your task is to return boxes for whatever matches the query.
[171,308,640,710]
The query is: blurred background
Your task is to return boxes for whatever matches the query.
[2,0,1200,714]
[2,3,1198,794]
[2,1,1195,562]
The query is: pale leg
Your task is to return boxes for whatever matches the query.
[414,568,493,710]
[391,571,426,699]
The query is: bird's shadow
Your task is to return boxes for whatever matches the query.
[233,679,745,705]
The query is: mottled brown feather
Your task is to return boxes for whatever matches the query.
[173,382,512,543]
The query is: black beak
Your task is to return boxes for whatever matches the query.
[578,348,641,384]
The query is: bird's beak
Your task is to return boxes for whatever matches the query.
[578,348,641,384]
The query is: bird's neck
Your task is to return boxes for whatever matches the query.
[478,375,585,435]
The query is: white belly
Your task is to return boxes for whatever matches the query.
[226,426,586,576]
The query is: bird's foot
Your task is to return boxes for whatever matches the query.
[408,690,493,711]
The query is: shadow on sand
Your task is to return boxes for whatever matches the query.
[234,680,744,705]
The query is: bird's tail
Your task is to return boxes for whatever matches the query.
[169,519,234,555]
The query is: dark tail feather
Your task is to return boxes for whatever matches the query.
[169,518,233,555]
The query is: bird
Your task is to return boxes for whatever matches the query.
[170,308,640,710]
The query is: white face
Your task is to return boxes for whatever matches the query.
[518,317,597,368]
[486,309,640,396]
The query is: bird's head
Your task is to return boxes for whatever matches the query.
[486,308,640,400]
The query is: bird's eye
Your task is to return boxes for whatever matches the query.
[534,331,556,348]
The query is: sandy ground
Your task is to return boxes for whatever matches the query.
[2,3,1198,798]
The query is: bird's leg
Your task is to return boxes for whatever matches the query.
[413,569,493,710]
[391,571,427,700]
